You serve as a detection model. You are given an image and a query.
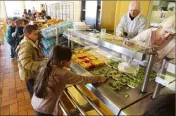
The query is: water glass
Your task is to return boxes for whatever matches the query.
[100,29,106,39]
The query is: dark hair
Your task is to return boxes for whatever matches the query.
[28,9,31,13]
[45,16,51,20]
[6,17,12,22]
[23,12,27,15]
[15,18,25,26]
[6,17,17,25]
[23,25,38,34]
[22,18,29,25]
[34,45,72,98]
[33,24,38,28]
[37,12,42,16]
[32,12,36,19]
[12,17,18,21]
[144,93,175,116]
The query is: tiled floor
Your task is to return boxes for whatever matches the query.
[0,43,35,115]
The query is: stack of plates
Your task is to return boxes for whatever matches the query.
[73,22,90,30]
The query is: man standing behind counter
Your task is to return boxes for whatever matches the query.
[116,1,146,38]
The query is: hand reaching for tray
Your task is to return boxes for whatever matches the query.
[97,76,107,83]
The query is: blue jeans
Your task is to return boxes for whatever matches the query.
[7,40,16,58]
[26,78,35,97]
[11,46,15,58]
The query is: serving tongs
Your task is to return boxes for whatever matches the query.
[105,62,114,69]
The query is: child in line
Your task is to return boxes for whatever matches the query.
[28,9,32,17]
[5,17,17,58]
[32,45,106,116]
[23,18,29,25]
[35,12,43,21]
[45,16,51,21]
[13,18,29,58]
[144,93,175,116]
[16,25,46,97]
[22,12,31,20]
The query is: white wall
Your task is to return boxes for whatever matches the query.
[0,1,7,19]
[25,1,35,11]
[5,1,25,17]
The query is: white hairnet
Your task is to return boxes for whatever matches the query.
[129,1,141,11]
[160,15,176,34]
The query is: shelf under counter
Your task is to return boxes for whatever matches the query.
[62,29,165,115]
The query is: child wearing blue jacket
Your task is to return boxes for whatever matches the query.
[12,18,29,58]
[5,17,17,58]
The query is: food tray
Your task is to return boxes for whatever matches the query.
[73,48,109,70]
[89,65,111,76]
[90,65,134,91]
[105,78,126,91]
[90,64,157,91]
[105,59,121,70]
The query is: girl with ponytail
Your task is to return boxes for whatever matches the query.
[32,45,105,116]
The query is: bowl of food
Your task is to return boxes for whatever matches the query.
[118,61,139,75]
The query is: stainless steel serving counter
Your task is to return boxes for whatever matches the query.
[62,30,154,115]
[71,60,175,115]
[60,30,175,115]
[70,61,156,115]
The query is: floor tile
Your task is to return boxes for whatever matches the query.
[19,110,28,115]
[10,103,18,114]
[27,109,35,115]
[18,104,33,112]
[24,92,30,99]
[0,43,34,115]
[18,99,31,106]
[1,105,9,115]
[1,98,17,107]
[17,93,25,102]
